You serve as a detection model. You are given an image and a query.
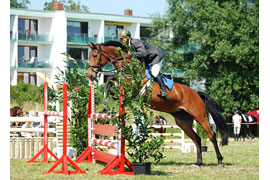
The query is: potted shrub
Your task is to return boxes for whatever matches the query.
[123,107,164,175]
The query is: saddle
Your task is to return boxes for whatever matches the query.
[145,67,174,90]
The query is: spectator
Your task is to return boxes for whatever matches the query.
[208,113,216,133]
[232,110,242,141]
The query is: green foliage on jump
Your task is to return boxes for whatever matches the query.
[107,47,165,163]
[150,0,259,119]
[54,55,105,152]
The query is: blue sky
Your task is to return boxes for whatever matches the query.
[29,0,168,17]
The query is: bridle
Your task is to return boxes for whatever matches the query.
[88,44,127,74]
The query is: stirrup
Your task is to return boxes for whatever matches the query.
[157,92,168,100]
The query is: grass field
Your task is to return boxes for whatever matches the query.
[10,138,258,180]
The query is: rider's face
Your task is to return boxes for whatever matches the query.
[120,37,128,44]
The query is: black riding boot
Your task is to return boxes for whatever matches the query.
[155,74,169,100]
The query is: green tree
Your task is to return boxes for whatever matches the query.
[10,0,30,8]
[44,0,89,12]
[151,0,259,119]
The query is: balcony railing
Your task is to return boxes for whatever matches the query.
[17,58,53,69]
[67,33,96,45]
[18,31,53,43]
[104,37,120,42]
[69,59,88,69]
[102,63,115,72]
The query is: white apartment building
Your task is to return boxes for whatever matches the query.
[10,4,152,87]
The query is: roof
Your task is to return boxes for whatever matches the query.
[10,8,152,25]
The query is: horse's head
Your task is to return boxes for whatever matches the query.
[17,108,23,116]
[88,41,129,81]
[88,43,109,81]
[10,107,23,117]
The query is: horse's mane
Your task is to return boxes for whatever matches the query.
[101,41,128,51]
[11,106,22,110]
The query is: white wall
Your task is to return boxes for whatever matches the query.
[89,20,104,43]
[88,20,99,36]
[129,23,140,39]
[38,44,52,61]
[10,41,17,68]
[50,10,67,88]
[10,15,16,32]
[10,70,17,86]
[38,17,53,41]
[10,15,18,86]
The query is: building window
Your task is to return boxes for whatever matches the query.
[104,25,123,41]
[18,18,38,34]
[18,45,37,61]
[17,72,37,85]
[67,48,88,69]
[67,48,88,60]
[67,21,88,34]
[140,26,152,41]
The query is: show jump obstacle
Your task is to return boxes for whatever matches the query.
[27,82,86,175]
[27,82,59,163]
[75,83,134,175]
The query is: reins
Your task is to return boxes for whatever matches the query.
[88,44,127,73]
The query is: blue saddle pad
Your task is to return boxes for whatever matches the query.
[145,67,174,90]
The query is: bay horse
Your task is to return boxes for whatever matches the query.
[153,115,167,133]
[10,106,23,117]
[87,41,228,167]
[10,106,23,127]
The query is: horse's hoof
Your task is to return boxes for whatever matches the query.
[217,164,224,168]
[191,164,201,168]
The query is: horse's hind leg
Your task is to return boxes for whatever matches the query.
[170,110,203,166]
[196,116,224,166]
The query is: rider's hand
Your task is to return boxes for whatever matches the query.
[127,51,131,57]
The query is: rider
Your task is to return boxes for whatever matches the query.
[118,29,168,100]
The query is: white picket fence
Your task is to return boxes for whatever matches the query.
[10,137,57,159]
[10,116,74,159]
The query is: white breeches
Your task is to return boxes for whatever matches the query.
[234,125,241,135]
[151,60,163,77]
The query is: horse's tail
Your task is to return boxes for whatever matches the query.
[198,92,228,146]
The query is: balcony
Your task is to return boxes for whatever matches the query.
[104,37,120,42]
[17,57,53,70]
[18,31,53,44]
[69,59,88,69]
[67,33,96,45]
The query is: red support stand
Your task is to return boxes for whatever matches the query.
[27,82,58,163]
[43,83,86,175]
[76,84,134,175]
